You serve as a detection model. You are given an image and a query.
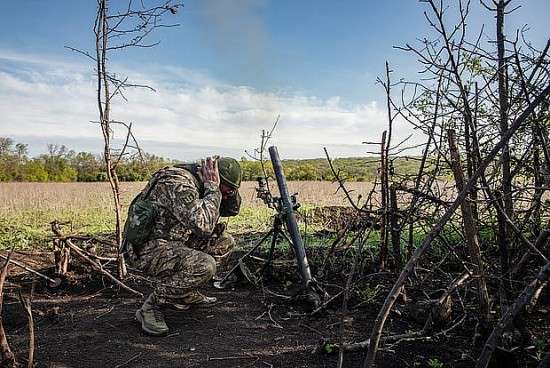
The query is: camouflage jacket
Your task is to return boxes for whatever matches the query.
[134,166,241,246]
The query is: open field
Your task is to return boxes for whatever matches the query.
[0,181,375,249]
[2,181,545,251]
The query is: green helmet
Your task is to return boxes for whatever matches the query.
[218,157,242,189]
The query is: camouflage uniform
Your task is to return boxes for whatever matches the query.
[125,166,240,306]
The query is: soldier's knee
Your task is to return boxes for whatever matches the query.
[175,250,216,288]
[202,253,217,280]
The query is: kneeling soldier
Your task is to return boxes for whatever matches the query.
[123,157,242,336]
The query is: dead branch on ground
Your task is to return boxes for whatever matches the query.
[51,221,143,297]
[0,253,15,367]
[18,288,34,368]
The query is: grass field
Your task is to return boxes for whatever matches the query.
[0,181,375,249]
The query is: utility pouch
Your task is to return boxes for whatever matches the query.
[122,169,166,255]
[125,196,157,249]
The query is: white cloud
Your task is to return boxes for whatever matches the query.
[0,49,422,159]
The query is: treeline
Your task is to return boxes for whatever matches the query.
[239,157,390,181]
[0,137,423,182]
[0,137,172,182]
[247,157,426,182]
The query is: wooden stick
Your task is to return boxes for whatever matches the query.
[389,185,401,269]
[448,129,490,323]
[378,131,388,270]
[18,290,34,368]
[114,352,142,368]
[64,238,143,297]
[0,254,60,286]
[424,271,471,332]
[0,254,15,366]
[527,281,547,313]
[321,315,466,354]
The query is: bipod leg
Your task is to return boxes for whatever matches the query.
[262,221,281,277]
[279,230,294,247]
[214,229,274,289]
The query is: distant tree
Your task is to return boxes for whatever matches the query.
[15,143,28,160]
[20,160,49,182]
[40,144,77,182]
[71,152,101,182]
[0,137,14,156]
[286,164,317,181]
[0,136,426,183]
[240,159,264,180]
[0,137,26,181]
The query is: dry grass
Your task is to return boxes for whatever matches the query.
[240,181,374,207]
[0,181,373,213]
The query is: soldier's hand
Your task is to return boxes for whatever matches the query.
[201,157,220,186]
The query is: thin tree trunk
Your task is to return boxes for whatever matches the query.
[496,0,514,255]
[407,78,441,258]
[494,190,512,309]
[378,62,394,270]
[378,131,388,270]
[532,124,543,236]
[463,87,478,222]
[389,184,401,269]
[447,129,490,323]
[96,0,126,278]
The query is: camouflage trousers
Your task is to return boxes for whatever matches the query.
[127,232,236,304]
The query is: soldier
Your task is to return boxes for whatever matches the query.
[123,157,242,336]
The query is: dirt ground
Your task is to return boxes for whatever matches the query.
[4,267,371,368]
[2,247,548,368]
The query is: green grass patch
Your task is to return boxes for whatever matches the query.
[0,204,332,250]
[0,208,116,250]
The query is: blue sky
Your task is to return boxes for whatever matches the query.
[0,0,548,159]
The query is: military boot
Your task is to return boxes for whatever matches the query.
[181,290,218,306]
[135,294,169,336]
[160,291,217,312]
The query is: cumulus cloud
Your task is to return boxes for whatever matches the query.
[0,49,421,159]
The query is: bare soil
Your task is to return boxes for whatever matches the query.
[2,245,548,368]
